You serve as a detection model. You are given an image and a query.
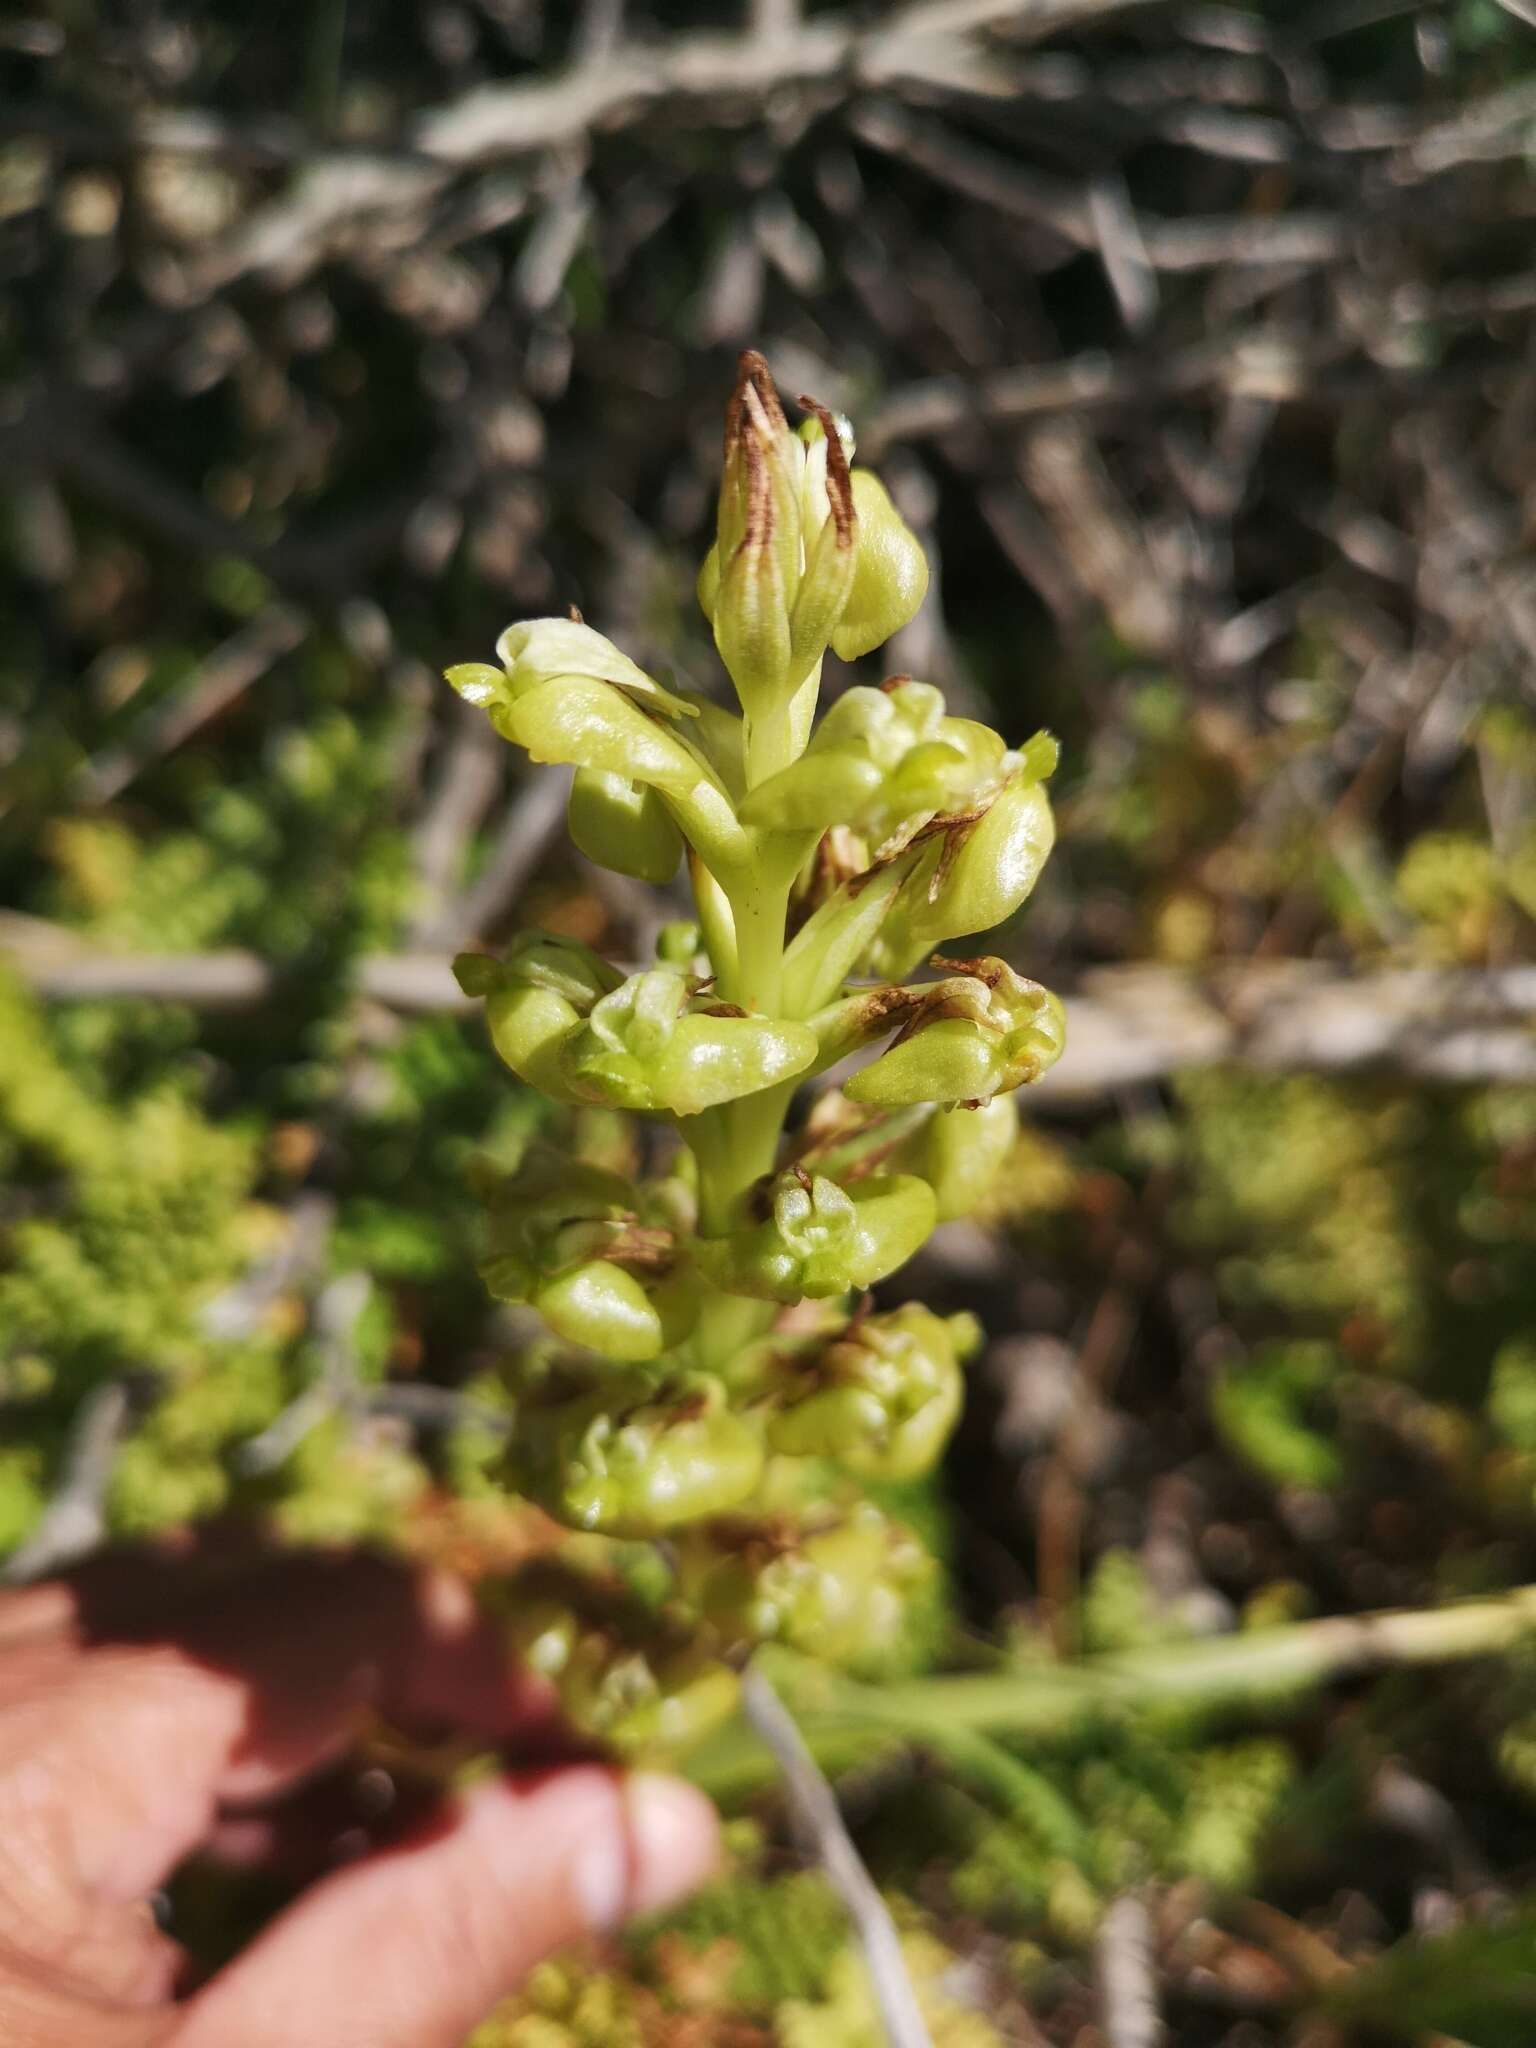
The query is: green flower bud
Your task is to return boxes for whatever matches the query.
[447,618,698,755]
[656,919,703,966]
[866,761,1057,980]
[531,1260,665,1363]
[718,353,803,587]
[489,1564,740,1756]
[454,934,623,1103]
[707,355,900,725]
[901,1095,1020,1220]
[568,768,684,884]
[766,1303,972,1480]
[686,1504,937,1673]
[823,680,1006,832]
[477,1148,687,1362]
[736,751,884,832]
[565,968,817,1117]
[504,676,744,872]
[695,1168,935,1302]
[844,957,1065,1107]
[455,930,621,1009]
[830,472,929,661]
[713,464,794,719]
[496,617,699,720]
[696,542,721,624]
[559,1635,740,1757]
[785,402,858,686]
[507,1367,766,1534]
[484,984,584,1100]
[711,353,803,717]
[740,679,1005,844]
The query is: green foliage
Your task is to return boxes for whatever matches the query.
[41,691,413,971]
[1321,1902,1536,2048]
[1488,1340,1536,1453]
[1079,1548,1193,1656]
[0,961,446,1548]
[471,1866,1010,2047]
[1395,831,1505,960]
[1173,1071,1423,1350]
[648,1868,848,2007]
[0,964,263,1396]
[1211,1344,1346,1494]
[777,1936,1003,2048]
[880,1714,1295,1937]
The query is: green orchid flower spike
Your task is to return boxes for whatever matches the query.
[445,349,1064,1758]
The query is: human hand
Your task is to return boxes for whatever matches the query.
[0,1544,720,2047]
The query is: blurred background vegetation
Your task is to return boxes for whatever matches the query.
[5,0,1536,2041]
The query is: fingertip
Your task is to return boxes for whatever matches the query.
[458,1764,720,1933]
[622,1772,723,1918]
[174,1765,723,2048]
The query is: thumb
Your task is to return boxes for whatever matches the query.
[172,1768,719,2048]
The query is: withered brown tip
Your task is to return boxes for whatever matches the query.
[798,394,855,544]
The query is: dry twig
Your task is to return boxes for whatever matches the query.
[237,1271,373,1475]
[1,1381,137,1585]
[741,1663,935,2048]
[77,606,308,807]
[1096,1893,1164,2048]
[11,931,1532,1093]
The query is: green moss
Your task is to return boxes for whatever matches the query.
[1211,1343,1346,1493]
[778,1935,1005,2048]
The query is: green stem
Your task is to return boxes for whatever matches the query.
[744,662,821,789]
[683,1586,1536,1802]
[684,655,821,1368]
[688,1074,797,1368]
[718,860,788,1015]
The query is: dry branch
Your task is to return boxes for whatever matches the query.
[742,1663,935,2048]
[7,927,1533,1093]
[848,102,1344,272]
[862,335,1399,454]
[1046,961,1536,1097]
[14,0,1169,298]
[0,930,473,1012]
[408,701,508,949]
[237,1271,373,1475]
[1,1381,136,1586]
[78,606,308,806]
[1096,1893,1164,2048]
[452,767,574,946]
[201,1193,336,1342]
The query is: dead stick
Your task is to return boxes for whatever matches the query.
[2,1382,136,1586]
[741,1664,934,2048]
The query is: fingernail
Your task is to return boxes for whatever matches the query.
[571,1818,628,1932]
[570,1772,716,1930]
[624,1773,720,1915]
[509,1767,716,1935]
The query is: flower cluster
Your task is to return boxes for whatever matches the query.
[448,352,1062,1752]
